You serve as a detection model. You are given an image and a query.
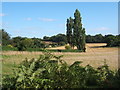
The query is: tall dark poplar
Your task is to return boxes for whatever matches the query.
[81,28,86,52]
[66,9,86,52]
[73,9,83,50]
[66,17,74,48]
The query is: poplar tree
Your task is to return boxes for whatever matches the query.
[66,17,74,48]
[81,28,86,52]
[66,9,86,52]
[73,9,86,51]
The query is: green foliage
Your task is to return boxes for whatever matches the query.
[73,9,86,51]
[104,34,120,47]
[86,34,104,43]
[43,34,67,46]
[32,38,46,48]
[65,45,72,50]
[2,52,120,88]
[66,9,86,51]
[1,29,119,52]
[1,29,11,46]
[66,17,75,48]
[7,44,13,48]
[2,46,17,51]
[10,37,46,51]
[86,34,120,47]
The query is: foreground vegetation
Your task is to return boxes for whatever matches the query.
[2,51,120,88]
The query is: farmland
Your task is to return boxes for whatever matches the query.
[2,43,119,75]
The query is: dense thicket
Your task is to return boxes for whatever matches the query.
[2,52,120,88]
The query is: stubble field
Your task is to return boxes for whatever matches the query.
[2,43,119,75]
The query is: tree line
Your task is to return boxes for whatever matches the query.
[1,29,119,50]
[1,29,68,51]
[86,34,120,47]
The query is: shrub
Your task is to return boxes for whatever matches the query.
[65,45,71,50]
[2,51,120,89]
[7,44,13,48]
[2,46,17,51]
[59,42,66,46]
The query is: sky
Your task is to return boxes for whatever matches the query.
[1,2,118,38]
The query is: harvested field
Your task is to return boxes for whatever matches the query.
[2,43,119,74]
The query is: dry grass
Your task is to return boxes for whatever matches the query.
[52,43,118,70]
[2,43,119,74]
[47,43,107,50]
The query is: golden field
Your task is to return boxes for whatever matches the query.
[2,43,119,74]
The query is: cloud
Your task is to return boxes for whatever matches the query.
[0,13,6,17]
[95,27,109,31]
[25,17,32,21]
[38,18,56,22]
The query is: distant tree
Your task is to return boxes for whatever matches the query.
[81,28,86,52]
[1,29,11,45]
[32,38,46,48]
[86,34,104,43]
[104,34,120,47]
[48,34,67,46]
[22,38,34,48]
[55,34,67,44]
[12,37,33,50]
[32,38,41,48]
[43,36,50,41]
[73,9,86,51]
[17,41,27,51]
[86,35,94,43]
[115,35,120,46]
[104,34,116,47]
[11,36,23,47]
[94,34,104,43]
[66,17,75,48]
[66,9,86,51]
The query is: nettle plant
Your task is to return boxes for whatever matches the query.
[2,51,120,89]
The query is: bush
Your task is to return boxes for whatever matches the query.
[59,42,66,46]
[65,45,71,50]
[2,46,17,51]
[2,52,120,88]
[7,44,13,48]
